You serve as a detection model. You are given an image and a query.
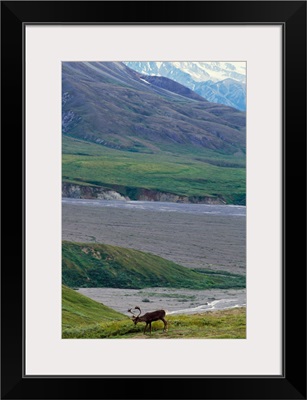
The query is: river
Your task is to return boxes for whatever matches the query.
[77,287,246,316]
[62,198,246,314]
[62,198,246,217]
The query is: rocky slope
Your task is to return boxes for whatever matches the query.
[62,182,226,204]
[62,61,246,155]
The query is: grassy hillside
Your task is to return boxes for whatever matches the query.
[62,136,246,204]
[62,241,245,290]
[63,306,246,339]
[62,285,127,330]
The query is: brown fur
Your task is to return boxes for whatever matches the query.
[128,306,168,334]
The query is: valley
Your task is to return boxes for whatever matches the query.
[61,61,247,339]
[62,61,246,204]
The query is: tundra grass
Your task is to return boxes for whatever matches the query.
[62,241,246,290]
[62,307,246,339]
[62,285,126,330]
[62,136,245,204]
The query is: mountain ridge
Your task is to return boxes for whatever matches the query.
[62,61,246,154]
[124,61,246,111]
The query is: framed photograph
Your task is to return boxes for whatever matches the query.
[1,1,306,399]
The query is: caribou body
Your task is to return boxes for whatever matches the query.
[128,306,168,334]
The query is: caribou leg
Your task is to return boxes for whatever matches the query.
[161,317,168,332]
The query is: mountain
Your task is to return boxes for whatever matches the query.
[62,61,246,204]
[124,61,246,111]
[124,61,246,83]
[62,61,245,154]
[194,79,246,111]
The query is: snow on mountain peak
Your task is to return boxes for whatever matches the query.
[123,61,246,110]
[174,62,246,83]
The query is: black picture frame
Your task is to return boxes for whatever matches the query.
[1,1,306,399]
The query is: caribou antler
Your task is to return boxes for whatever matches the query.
[130,306,168,334]
[134,306,142,317]
[127,308,137,316]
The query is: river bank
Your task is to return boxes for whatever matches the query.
[62,198,246,274]
[77,287,246,316]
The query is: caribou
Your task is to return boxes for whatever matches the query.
[128,306,168,334]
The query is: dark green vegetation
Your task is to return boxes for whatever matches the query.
[62,241,245,290]
[63,136,245,204]
[62,287,246,339]
[62,285,126,330]
[62,62,246,204]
